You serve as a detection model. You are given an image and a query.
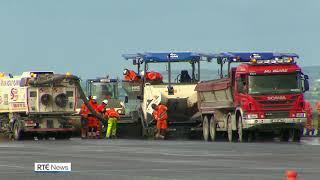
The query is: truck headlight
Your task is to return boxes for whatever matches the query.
[247,114,258,119]
[296,113,306,118]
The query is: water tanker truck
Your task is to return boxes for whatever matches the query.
[123,52,207,138]
[195,52,309,142]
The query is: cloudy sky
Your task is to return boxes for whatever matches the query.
[0,0,319,79]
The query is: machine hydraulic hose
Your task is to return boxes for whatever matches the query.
[28,74,106,121]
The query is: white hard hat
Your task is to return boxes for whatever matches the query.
[123,69,128,75]
[102,99,109,104]
[140,71,145,76]
[92,96,97,100]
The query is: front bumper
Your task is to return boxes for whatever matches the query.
[24,128,75,132]
[244,117,306,129]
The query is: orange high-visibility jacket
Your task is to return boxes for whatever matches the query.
[105,108,120,118]
[152,104,168,121]
[96,104,106,113]
[124,70,139,81]
[146,71,163,81]
[80,103,90,116]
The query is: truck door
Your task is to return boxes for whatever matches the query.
[234,74,248,106]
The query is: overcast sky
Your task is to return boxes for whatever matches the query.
[0,0,319,79]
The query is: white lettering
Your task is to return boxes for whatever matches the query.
[267,96,287,101]
[34,163,71,172]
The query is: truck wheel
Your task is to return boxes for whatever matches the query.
[237,115,244,142]
[202,116,210,141]
[280,129,288,142]
[227,113,237,142]
[288,128,301,142]
[247,131,255,142]
[13,122,23,140]
[209,116,217,141]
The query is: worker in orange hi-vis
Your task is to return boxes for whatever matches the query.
[142,71,163,82]
[152,103,168,140]
[304,100,313,130]
[123,69,140,82]
[104,106,120,139]
[87,96,99,138]
[79,96,91,139]
[316,101,320,128]
[95,99,109,138]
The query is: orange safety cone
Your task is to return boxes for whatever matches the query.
[286,170,297,180]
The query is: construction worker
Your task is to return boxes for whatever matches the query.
[123,69,140,82]
[316,101,320,129]
[151,103,168,140]
[141,71,163,82]
[104,102,120,139]
[87,96,99,138]
[304,100,313,130]
[79,96,91,138]
[96,99,108,114]
[96,99,109,137]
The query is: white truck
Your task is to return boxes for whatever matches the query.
[0,71,79,140]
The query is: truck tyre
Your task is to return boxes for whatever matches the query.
[280,129,289,142]
[13,122,23,140]
[202,116,210,141]
[288,128,301,142]
[247,131,255,142]
[237,115,244,142]
[209,116,216,141]
[227,113,237,142]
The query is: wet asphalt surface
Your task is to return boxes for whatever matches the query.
[0,137,320,180]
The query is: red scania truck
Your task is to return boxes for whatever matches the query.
[196,52,309,142]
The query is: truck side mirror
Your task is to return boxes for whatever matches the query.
[303,75,309,92]
[124,96,129,103]
[133,59,138,65]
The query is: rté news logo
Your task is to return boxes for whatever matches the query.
[34,163,71,173]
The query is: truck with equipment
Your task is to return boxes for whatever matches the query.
[0,71,105,140]
[196,52,309,142]
[85,77,141,138]
[123,52,207,138]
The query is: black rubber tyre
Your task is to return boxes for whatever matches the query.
[203,116,210,141]
[288,128,301,142]
[227,113,237,142]
[209,116,217,141]
[237,115,244,142]
[280,129,289,142]
[247,131,255,142]
[13,122,23,140]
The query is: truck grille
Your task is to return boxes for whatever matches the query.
[253,96,297,110]
[265,111,289,119]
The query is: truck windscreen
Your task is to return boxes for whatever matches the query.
[92,82,117,102]
[248,73,301,95]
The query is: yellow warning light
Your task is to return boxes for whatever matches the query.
[288,57,293,62]
[66,72,72,76]
[0,73,5,78]
[30,73,37,78]
[250,58,257,64]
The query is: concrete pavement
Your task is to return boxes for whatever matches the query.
[0,138,320,180]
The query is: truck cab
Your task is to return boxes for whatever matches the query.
[233,62,308,129]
